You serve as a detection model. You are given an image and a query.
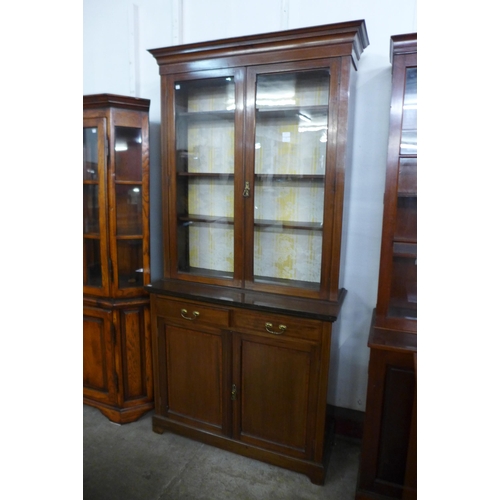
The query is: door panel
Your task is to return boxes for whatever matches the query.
[118,305,151,403]
[83,117,110,296]
[233,333,319,458]
[161,322,227,434]
[83,306,115,403]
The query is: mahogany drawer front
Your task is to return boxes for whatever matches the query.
[155,297,230,329]
[232,309,323,342]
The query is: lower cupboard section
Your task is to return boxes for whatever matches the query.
[83,297,154,423]
[356,337,417,499]
[150,292,337,485]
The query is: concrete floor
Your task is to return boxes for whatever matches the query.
[83,404,361,500]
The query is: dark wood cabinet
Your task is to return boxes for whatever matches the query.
[150,287,343,484]
[356,33,417,500]
[147,20,369,484]
[83,94,154,423]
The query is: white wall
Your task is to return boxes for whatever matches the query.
[83,0,417,411]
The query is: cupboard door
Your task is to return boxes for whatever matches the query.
[83,305,116,404]
[166,69,245,287]
[232,331,320,459]
[83,117,110,296]
[359,347,416,498]
[157,318,230,436]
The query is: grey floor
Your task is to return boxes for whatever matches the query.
[83,404,361,500]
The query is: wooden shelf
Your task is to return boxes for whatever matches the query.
[177,110,234,120]
[255,174,324,181]
[255,219,323,230]
[178,215,234,225]
[177,172,234,178]
[178,215,323,231]
[256,104,328,115]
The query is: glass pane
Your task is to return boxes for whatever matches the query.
[117,239,144,288]
[253,70,329,288]
[395,196,417,242]
[116,185,142,235]
[254,178,324,223]
[83,185,100,234]
[178,222,234,277]
[174,77,236,278]
[256,70,329,108]
[115,127,143,181]
[84,238,102,287]
[398,158,417,195]
[400,67,417,155]
[254,227,323,287]
[396,152,417,244]
[83,127,98,181]
[388,244,417,319]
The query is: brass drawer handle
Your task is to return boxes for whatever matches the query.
[181,308,200,320]
[265,322,286,335]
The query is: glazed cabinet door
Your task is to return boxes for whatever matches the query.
[243,59,345,300]
[108,110,150,297]
[162,59,347,301]
[164,69,245,288]
[83,118,110,296]
[153,297,232,436]
[83,305,117,404]
[376,48,417,330]
[231,328,322,460]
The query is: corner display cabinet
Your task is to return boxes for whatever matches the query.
[147,21,369,484]
[83,94,154,424]
[356,34,417,500]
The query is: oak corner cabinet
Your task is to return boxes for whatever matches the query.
[356,33,417,500]
[147,20,369,484]
[83,93,154,424]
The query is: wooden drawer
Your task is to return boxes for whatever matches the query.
[232,309,323,342]
[154,296,230,329]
